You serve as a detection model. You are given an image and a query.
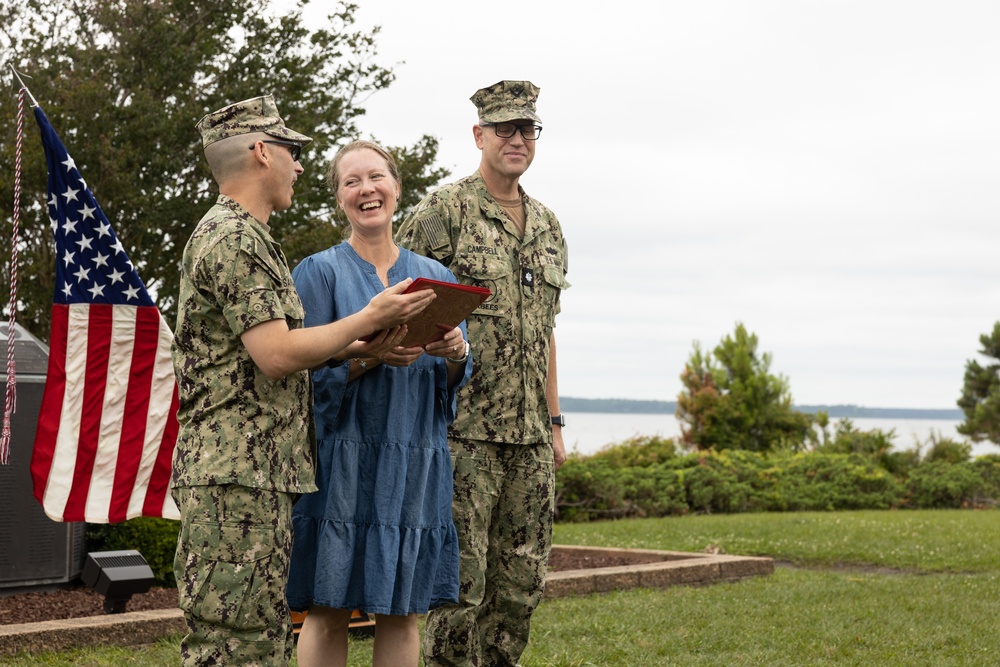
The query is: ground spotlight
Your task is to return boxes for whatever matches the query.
[81,550,154,614]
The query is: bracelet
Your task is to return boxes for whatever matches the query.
[446,341,470,364]
[352,357,369,371]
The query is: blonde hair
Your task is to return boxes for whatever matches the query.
[327,140,402,194]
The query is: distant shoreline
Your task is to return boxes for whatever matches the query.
[560,397,963,420]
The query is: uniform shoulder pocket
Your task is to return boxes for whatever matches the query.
[542,265,571,290]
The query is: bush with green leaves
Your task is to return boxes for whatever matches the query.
[774,453,903,511]
[556,437,689,521]
[87,517,180,586]
[907,461,984,508]
[555,435,997,522]
[972,454,1000,502]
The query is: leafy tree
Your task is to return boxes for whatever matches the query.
[957,322,1000,444]
[676,322,818,452]
[0,0,449,339]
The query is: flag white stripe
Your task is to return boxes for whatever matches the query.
[126,315,180,520]
[42,305,89,520]
[83,307,136,520]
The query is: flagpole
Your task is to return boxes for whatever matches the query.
[7,65,38,108]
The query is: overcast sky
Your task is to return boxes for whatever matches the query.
[299,0,1000,409]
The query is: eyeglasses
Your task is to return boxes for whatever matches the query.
[249,139,303,162]
[482,123,543,141]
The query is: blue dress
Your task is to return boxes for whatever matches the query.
[286,243,469,615]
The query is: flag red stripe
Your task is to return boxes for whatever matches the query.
[143,385,180,517]
[106,307,158,522]
[31,304,69,510]
[62,304,113,520]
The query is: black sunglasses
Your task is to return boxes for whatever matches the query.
[249,139,302,162]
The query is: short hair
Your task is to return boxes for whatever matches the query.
[204,131,268,184]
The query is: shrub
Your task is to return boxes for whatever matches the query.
[774,453,904,511]
[584,435,679,468]
[680,450,774,514]
[555,437,999,522]
[87,517,179,586]
[907,461,982,508]
[971,454,1000,505]
[922,433,973,464]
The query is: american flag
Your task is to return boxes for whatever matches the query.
[28,105,180,523]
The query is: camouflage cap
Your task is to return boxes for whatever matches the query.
[196,94,312,148]
[471,80,542,124]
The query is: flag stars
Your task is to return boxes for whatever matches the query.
[62,186,80,202]
[86,283,106,299]
[62,218,78,235]
[108,268,125,285]
[111,239,125,255]
[61,283,73,299]
[95,221,111,238]
[93,252,109,269]
[48,194,58,209]
[79,203,96,221]
[123,285,141,301]
[62,250,75,267]
[75,235,93,252]
[61,156,77,173]
[73,266,91,284]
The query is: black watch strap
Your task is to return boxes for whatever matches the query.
[551,414,566,427]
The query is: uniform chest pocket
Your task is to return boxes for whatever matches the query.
[243,235,293,289]
[453,256,512,318]
[537,265,570,323]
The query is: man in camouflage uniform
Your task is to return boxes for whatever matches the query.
[397,80,570,667]
[172,94,434,666]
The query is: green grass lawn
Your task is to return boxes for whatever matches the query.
[3,509,997,666]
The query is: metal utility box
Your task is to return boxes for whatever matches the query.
[0,322,86,589]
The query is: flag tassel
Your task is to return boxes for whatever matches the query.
[1,66,31,465]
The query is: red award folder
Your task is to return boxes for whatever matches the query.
[361,277,491,347]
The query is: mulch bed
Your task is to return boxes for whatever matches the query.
[0,549,656,626]
[0,585,179,626]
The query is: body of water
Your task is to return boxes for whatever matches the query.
[562,412,1000,458]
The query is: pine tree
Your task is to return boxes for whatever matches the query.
[957,322,1000,444]
[676,323,817,452]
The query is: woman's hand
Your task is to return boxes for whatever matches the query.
[380,345,425,367]
[424,327,466,361]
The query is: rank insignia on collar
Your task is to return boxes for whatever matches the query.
[521,266,534,287]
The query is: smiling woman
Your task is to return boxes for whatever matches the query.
[285,139,473,667]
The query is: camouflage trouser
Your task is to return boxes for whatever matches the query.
[423,439,555,667]
[172,484,295,666]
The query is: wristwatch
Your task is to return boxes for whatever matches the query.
[551,414,566,427]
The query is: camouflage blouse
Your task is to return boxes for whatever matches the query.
[171,195,316,493]
[397,171,570,445]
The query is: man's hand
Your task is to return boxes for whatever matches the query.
[553,427,567,470]
[342,326,407,361]
[364,278,436,330]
